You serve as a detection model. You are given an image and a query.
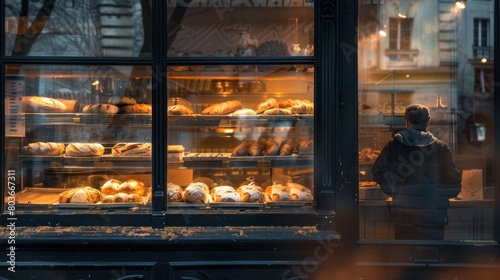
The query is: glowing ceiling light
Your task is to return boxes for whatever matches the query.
[456,1,466,9]
[398,13,407,18]
[481,58,488,63]
[379,30,387,37]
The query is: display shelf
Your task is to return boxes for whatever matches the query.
[168,114,312,127]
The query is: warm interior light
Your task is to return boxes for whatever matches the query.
[378,30,387,37]
[91,80,99,86]
[398,13,407,18]
[481,58,488,63]
[456,1,466,9]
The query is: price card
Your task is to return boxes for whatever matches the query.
[460,169,483,200]
[5,78,25,137]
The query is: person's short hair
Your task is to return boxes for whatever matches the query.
[404,104,430,124]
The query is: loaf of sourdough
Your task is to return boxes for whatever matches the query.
[237,183,265,203]
[100,179,121,195]
[82,103,119,114]
[23,96,68,113]
[167,182,184,202]
[265,183,291,202]
[111,143,152,156]
[210,186,241,202]
[182,182,210,203]
[286,183,313,201]
[119,104,152,114]
[23,142,65,156]
[58,186,102,204]
[117,179,146,196]
[65,143,105,157]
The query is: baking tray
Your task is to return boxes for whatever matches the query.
[266,201,309,207]
[76,113,151,125]
[52,201,146,209]
[13,188,61,204]
[208,202,264,208]
[101,155,152,161]
[183,153,231,161]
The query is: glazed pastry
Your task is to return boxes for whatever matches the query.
[65,143,105,157]
[182,182,210,203]
[167,182,184,202]
[22,142,65,156]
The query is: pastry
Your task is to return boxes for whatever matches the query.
[262,108,292,115]
[182,182,210,203]
[232,139,255,156]
[22,142,65,156]
[58,186,102,204]
[203,100,243,115]
[23,96,68,113]
[65,143,105,157]
[237,183,265,203]
[278,99,301,108]
[264,138,280,156]
[82,103,119,114]
[211,186,241,202]
[286,183,313,201]
[117,179,146,196]
[101,195,115,203]
[168,105,193,115]
[279,138,294,155]
[192,177,217,189]
[265,183,291,202]
[248,138,266,156]
[255,98,278,114]
[119,104,152,114]
[55,99,80,113]
[111,143,152,157]
[297,140,314,155]
[167,182,184,202]
[100,179,121,195]
[107,96,137,106]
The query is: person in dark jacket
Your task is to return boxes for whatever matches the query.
[372,104,462,240]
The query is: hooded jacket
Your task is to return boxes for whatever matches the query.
[372,129,462,226]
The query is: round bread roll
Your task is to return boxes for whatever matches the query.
[182,182,210,203]
[22,142,65,156]
[117,179,145,196]
[100,179,121,195]
[126,193,143,203]
[237,183,265,203]
[101,195,115,203]
[286,183,313,201]
[107,96,137,106]
[232,108,256,116]
[58,187,102,204]
[113,193,128,203]
[265,183,291,202]
[211,186,241,202]
[65,143,105,157]
[168,105,193,115]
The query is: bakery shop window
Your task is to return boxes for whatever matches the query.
[358,0,496,241]
[4,0,151,57]
[3,64,153,213]
[166,1,314,59]
[166,65,314,211]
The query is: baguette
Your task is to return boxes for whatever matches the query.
[209,100,243,115]
[23,142,65,156]
[65,143,105,157]
[23,96,68,113]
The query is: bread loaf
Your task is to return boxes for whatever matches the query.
[182,182,210,203]
[168,105,193,115]
[111,143,152,157]
[23,142,65,156]
[65,143,105,157]
[107,96,137,106]
[205,100,243,115]
[113,192,128,203]
[82,103,119,114]
[167,182,184,202]
[262,108,292,115]
[58,187,102,204]
[55,99,80,113]
[232,108,256,116]
[290,102,314,114]
[23,96,68,113]
[126,193,143,203]
[255,98,278,114]
[119,104,152,114]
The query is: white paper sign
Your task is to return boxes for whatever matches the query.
[460,169,483,200]
[4,78,25,137]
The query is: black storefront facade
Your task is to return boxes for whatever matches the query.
[1,1,499,279]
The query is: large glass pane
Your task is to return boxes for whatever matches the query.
[4,0,151,57]
[166,1,314,58]
[358,0,495,240]
[3,65,152,214]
